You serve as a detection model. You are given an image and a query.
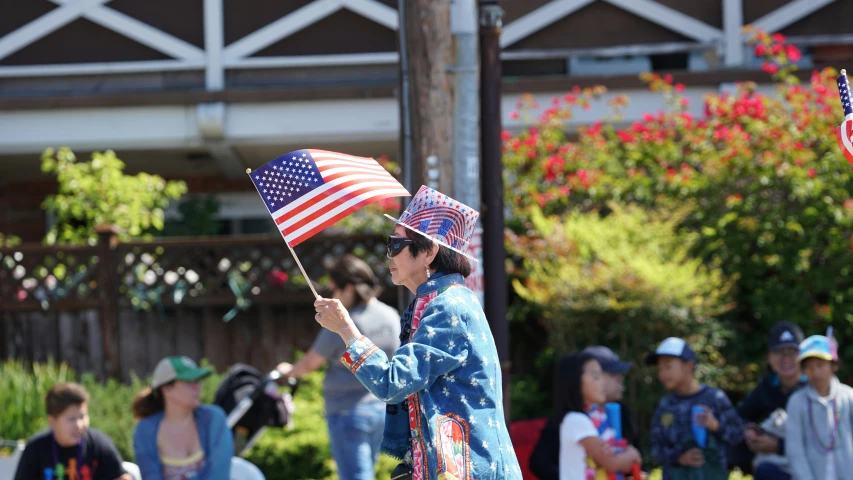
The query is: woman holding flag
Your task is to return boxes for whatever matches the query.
[313,185,522,480]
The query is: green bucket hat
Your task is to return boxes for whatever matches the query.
[151,356,212,389]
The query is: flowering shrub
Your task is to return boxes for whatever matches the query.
[504,31,853,373]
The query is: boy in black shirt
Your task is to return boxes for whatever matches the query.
[730,321,806,478]
[14,383,130,480]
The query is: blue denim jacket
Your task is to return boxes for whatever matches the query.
[132,404,233,480]
[341,273,522,479]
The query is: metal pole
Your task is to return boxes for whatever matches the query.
[452,0,480,210]
[478,0,509,422]
[398,0,414,195]
[397,0,414,311]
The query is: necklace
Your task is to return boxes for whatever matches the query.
[807,397,840,453]
[52,435,83,474]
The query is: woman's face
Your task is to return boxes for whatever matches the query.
[388,225,430,288]
[581,359,607,406]
[162,380,203,410]
[768,347,800,379]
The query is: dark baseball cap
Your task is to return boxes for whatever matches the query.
[582,346,633,374]
[644,337,698,365]
[768,321,804,351]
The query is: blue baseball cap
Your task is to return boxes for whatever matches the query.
[582,346,633,374]
[644,337,698,365]
[798,335,838,363]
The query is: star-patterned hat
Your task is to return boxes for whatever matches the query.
[384,185,480,261]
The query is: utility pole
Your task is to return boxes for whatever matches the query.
[478,0,509,423]
[397,0,454,194]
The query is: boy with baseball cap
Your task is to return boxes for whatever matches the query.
[785,333,853,480]
[647,338,742,480]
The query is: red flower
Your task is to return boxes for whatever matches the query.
[674,83,686,92]
[754,44,767,56]
[681,97,691,108]
[642,113,656,123]
[771,33,786,43]
[793,141,804,150]
[551,97,561,106]
[617,130,635,143]
[786,44,802,62]
[770,44,783,55]
[509,111,520,120]
[761,63,779,75]
[808,168,816,178]
[268,270,289,287]
[844,199,853,210]
[563,94,576,103]
[663,74,673,84]
[572,86,582,94]
[501,130,512,141]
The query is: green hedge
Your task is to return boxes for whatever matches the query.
[0,359,396,479]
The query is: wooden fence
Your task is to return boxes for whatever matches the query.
[0,228,398,381]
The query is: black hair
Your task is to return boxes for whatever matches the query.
[403,228,473,278]
[328,254,381,306]
[552,352,596,423]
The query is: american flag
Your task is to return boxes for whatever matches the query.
[249,149,410,246]
[836,70,853,165]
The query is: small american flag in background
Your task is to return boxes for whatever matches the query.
[249,149,410,246]
[836,71,853,165]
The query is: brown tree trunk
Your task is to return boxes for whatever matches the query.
[400,0,455,194]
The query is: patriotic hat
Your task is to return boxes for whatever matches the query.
[384,185,480,261]
[797,335,838,363]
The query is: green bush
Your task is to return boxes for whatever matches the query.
[0,359,396,479]
[507,204,740,452]
[502,32,853,388]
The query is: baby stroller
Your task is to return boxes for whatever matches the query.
[214,363,298,456]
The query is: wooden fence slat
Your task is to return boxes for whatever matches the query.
[85,309,105,379]
[202,307,231,372]
[175,307,203,363]
[119,309,147,382]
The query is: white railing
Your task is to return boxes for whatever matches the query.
[0,0,846,87]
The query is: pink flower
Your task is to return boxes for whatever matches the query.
[761,63,779,75]
[501,130,512,141]
[808,168,816,178]
[563,94,577,103]
[663,74,674,84]
[786,44,802,62]
[509,111,519,120]
[771,33,786,43]
[754,44,767,56]
[674,83,686,92]
[642,113,656,123]
[268,270,289,287]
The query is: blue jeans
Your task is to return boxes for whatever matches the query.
[754,463,791,480]
[327,401,386,480]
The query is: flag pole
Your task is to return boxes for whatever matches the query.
[286,242,320,300]
[246,168,321,300]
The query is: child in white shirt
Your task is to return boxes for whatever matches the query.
[555,352,642,480]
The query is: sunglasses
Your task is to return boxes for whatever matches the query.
[387,236,415,258]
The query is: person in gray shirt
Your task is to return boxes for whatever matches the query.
[277,254,400,480]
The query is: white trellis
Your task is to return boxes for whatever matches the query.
[0,0,845,86]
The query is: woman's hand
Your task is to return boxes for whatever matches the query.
[314,297,361,343]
